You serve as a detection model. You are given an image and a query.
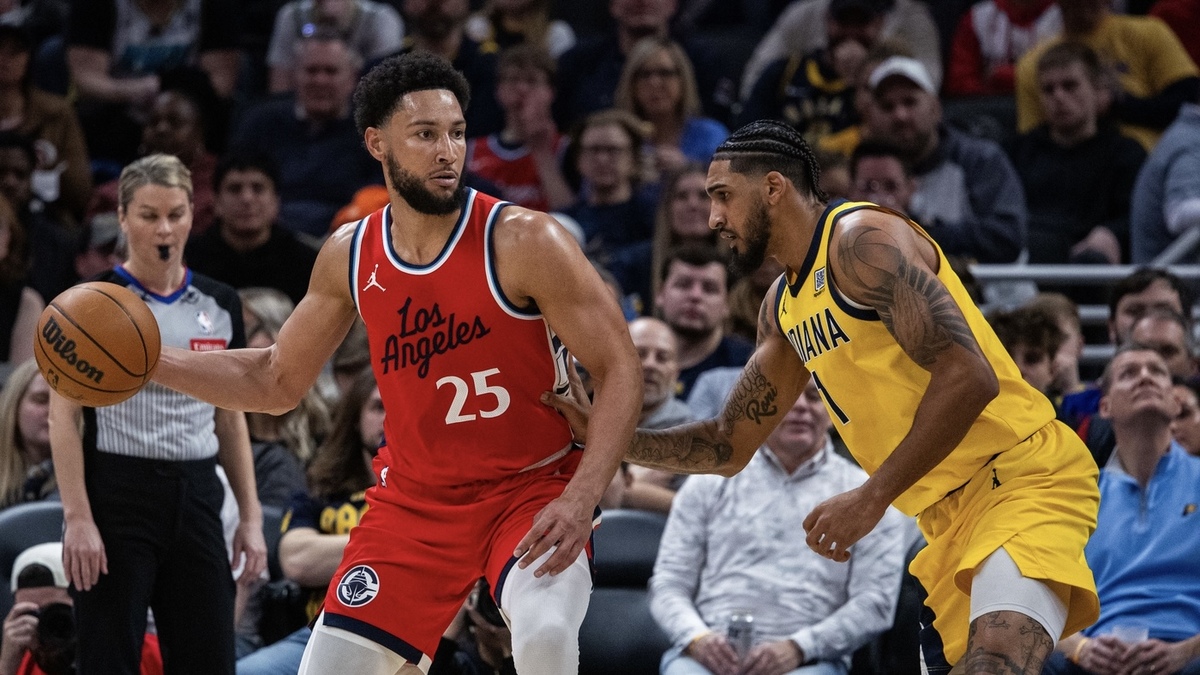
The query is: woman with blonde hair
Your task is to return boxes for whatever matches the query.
[0,193,43,363]
[0,360,54,509]
[465,0,576,58]
[241,287,333,470]
[615,37,728,177]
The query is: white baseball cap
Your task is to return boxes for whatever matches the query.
[868,56,937,95]
[10,542,67,592]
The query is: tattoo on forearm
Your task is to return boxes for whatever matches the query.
[756,296,774,347]
[722,359,779,427]
[629,420,734,473]
[837,227,982,368]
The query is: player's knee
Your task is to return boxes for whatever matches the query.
[510,617,577,662]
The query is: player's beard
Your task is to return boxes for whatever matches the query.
[729,198,771,277]
[386,154,465,216]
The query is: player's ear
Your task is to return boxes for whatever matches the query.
[363,127,388,163]
[764,171,786,206]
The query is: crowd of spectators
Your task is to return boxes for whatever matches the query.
[0,0,1198,672]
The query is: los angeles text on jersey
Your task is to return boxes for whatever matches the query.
[785,308,851,364]
[379,296,492,378]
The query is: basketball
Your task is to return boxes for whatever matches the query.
[33,281,162,407]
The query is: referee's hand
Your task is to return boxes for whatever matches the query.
[232,518,267,581]
[63,517,107,591]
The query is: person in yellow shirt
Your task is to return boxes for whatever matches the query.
[542,119,1101,674]
[1014,0,1199,150]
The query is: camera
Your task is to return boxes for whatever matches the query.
[32,602,76,675]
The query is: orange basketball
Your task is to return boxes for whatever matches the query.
[33,281,162,407]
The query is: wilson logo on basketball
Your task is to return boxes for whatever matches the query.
[41,317,105,383]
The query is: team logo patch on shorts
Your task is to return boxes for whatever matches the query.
[336,565,380,607]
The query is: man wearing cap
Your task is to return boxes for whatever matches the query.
[863,56,1028,264]
[0,542,162,675]
[738,0,886,146]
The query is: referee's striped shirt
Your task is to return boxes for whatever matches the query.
[82,267,245,461]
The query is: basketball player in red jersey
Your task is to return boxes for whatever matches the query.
[150,52,643,675]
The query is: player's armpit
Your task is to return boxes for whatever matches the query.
[829,213,987,370]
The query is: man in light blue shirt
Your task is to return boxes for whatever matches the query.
[1044,346,1200,675]
[650,379,906,675]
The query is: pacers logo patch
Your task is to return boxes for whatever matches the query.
[337,565,380,607]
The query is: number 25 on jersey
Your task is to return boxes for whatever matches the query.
[435,368,510,424]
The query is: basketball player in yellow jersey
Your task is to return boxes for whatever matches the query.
[545,120,1100,675]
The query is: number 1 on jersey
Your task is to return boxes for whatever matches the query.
[436,368,511,424]
[811,371,849,424]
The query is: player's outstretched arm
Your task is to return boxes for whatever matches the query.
[154,224,360,414]
[631,280,808,476]
[496,209,643,576]
[803,209,999,561]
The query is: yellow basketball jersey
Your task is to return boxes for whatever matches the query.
[776,200,1055,516]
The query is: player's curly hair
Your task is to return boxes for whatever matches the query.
[713,120,828,203]
[353,52,471,136]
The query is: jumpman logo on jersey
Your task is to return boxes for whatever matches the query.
[363,264,386,292]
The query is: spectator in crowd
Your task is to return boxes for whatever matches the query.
[849,139,917,214]
[1015,0,1200,151]
[1043,346,1200,675]
[465,0,576,59]
[73,212,124,282]
[1008,42,1146,265]
[0,132,77,306]
[231,34,381,238]
[685,366,742,420]
[1128,308,1196,381]
[1027,292,1086,400]
[1149,0,1200,70]
[465,45,573,213]
[1130,97,1200,264]
[239,288,330,505]
[65,0,240,165]
[656,243,753,398]
[266,0,404,93]
[864,56,1027,263]
[0,186,43,363]
[1170,379,1200,457]
[186,152,319,306]
[650,380,906,675]
[740,0,941,102]
[430,579,518,675]
[606,162,718,314]
[817,150,852,200]
[87,74,221,235]
[945,0,1061,96]
[563,108,657,260]
[49,154,266,675]
[395,0,504,139]
[815,41,913,159]
[0,542,164,675]
[726,258,785,344]
[616,37,727,176]
[988,305,1066,397]
[234,371,381,675]
[555,0,721,127]
[0,360,52,510]
[0,24,91,220]
[1061,268,1190,463]
[621,316,693,513]
[738,0,884,146]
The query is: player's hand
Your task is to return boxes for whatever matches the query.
[541,361,592,444]
[1119,639,1192,675]
[232,517,268,583]
[1077,635,1128,675]
[740,639,803,675]
[63,516,107,591]
[512,493,594,578]
[802,485,888,562]
[687,633,741,675]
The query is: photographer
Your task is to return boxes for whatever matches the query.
[430,579,517,675]
[0,543,162,675]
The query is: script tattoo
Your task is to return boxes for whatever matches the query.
[837,227,982,368]
[722,358,779,426]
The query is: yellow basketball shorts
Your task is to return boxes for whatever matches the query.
[910,420,1100,670]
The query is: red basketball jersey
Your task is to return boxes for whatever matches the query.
[350,189,574,488]
[465,134,564,212]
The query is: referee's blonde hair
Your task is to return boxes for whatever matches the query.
[118,154,194,213]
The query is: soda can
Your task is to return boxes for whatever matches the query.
[727,610,755,660]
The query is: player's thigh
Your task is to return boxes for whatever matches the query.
[297,616,414,675]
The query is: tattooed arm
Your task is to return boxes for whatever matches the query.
[827,209,1000,508]
[627,278,810,477]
